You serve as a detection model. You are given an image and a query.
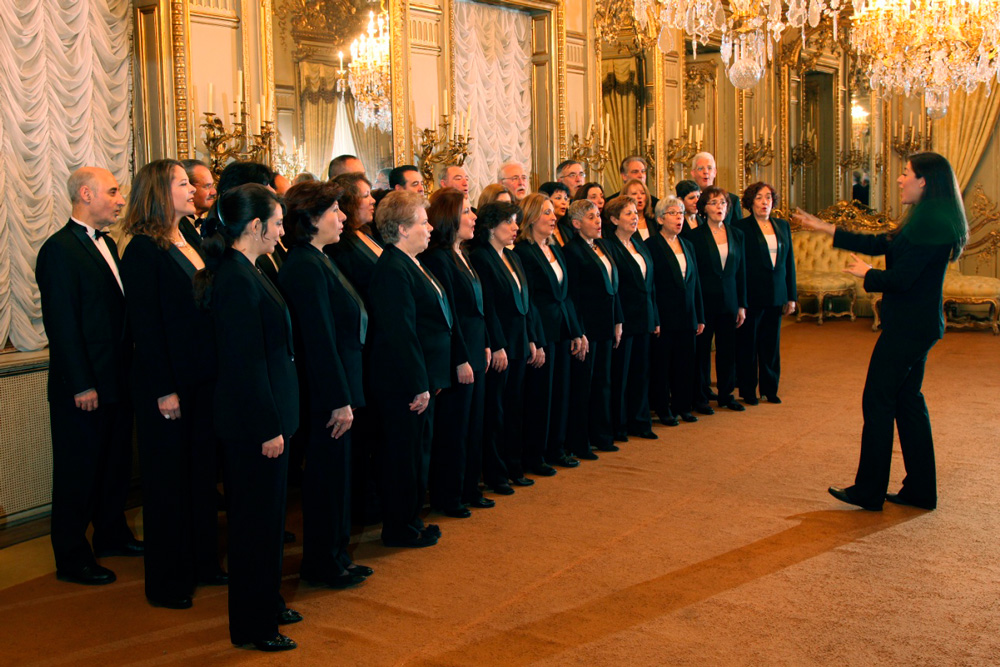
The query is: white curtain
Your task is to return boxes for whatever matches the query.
[453,0,532,199]
[0,0,132,352]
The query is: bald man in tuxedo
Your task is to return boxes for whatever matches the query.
[36,167,142,586]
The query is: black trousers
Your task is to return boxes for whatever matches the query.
[567,339,613,454]
[651,328,698,417]
[482,365,510,487]
[736,305,783,399]
[430,379,473,511]
[301,410,352,577]
[375,393,434,541]
[850,332,938,506]
[522,343,554,470]
[461,371,487,504]
[610,334,634,436]
[349,403,381,525]
[697,312,737,405]
[545,340,573,463]
[135,381,219,600]
[223,436,289,644]
[485,357,527,480]
[49,395,133,571]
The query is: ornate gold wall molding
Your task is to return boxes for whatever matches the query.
[172,0,192,158]
[390,0,408,161]
[684,62,715,112]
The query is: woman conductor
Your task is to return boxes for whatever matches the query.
[278,180,371,588]
[367,191,452,548]
[194,184,300,652]
[119,159,223,610]
[795,152,968,512]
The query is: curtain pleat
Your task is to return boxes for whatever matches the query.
[0,0,132,351]
[601,61,639,189]
[453,0,532,199]
[933,86,1000,192]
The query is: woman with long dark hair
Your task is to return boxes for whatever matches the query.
[194,183,300,652]
[733,182,797,405]
[419,188,494,516]
[278,180,370,589]
[120,159,223,610]
[795,152,968,512]
[572,181,606,215]
[515,193,585,473]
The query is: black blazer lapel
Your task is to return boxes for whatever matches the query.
[594,239,618,294]
[316,247,369,344]
[68,222,122,297]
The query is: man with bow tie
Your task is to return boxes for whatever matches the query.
[35,167,142,586]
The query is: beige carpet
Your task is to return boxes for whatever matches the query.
[2,320,999,666]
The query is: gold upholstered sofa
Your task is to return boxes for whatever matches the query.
[790,201,1000,333]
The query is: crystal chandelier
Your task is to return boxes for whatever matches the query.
[348,8,392,133]
[630,0,843,89]
[850,0,1000,118]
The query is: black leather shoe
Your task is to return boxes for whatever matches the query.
[435,505,472,518]
[658,416,679,427]
[742,396,759,406]
[465,497,496,508]
[708,390,719,400]
[423,523,442,538]
[575,450,599,461]
[57,564,116,585]
[487,482,515,495]
[283,530,296,544]
[828,486,882,511]
[277,609,303,625]
[595,443,620,452]
[765,394,782,404]
[328,571,367,589]
[346,563,375,576]
[629,430,659,439]
[237,634,297,652]
[510,476,535,487]
[94,538,144,558]
[613,431,629,442]
[198,570,229,586]
[721,400,746,412]
[551,454,580,468]
[383,532,438,548]
[885,492,936,510]
[148,594,193,609]
[694,403,715,415]
[680,412,698,423]
[530,464,557,477]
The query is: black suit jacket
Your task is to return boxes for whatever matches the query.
[679,215,703,241]
[645,233,704,331]
[733,215,797,308]
[562,235,624,342]
[470,245,535,359]
[513,240,583,345]
[119,231,215,400]
[36,221,131,403]
[834,229,952,340]
[279,244,368,412]
[603,232,659,335]
[368,244,453,397]
[179,216,203,249]
[325,229,382,303]
[211,249,299,442]
[688,222,747,317]
[550,217,576,248]
[420,246,489,374]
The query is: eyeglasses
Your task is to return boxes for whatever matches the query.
[663,209,683,216]
[502,175,528,183]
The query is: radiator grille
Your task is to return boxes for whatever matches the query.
[0,369,53,523]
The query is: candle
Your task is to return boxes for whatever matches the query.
[237,70,243,108]
[675,120,680,138]
[431,104,437,125]
[207,83,214,112]
[465,109,470,136]
[444,94,449,118]
[338,51,343,71]
[752,125,757,143]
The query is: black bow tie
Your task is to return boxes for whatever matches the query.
[93,230,110,241]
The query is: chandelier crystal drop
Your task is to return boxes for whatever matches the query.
[348,9,392,133]
[849,0,1000,118]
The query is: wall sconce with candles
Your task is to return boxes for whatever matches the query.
[201,74,275,177]
[414,101,473,193]
[664,121,704,188]
[744,119,775,181]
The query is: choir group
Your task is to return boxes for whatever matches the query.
[36,151,799,652]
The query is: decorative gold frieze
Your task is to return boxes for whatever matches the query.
[684,62,714,112]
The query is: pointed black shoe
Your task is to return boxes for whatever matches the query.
[235,634,297,652]
[465,496,496,508]
[679,412,698,423]
[828,486,882,511]
[551,454,580,468]
[57,564,116,586]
